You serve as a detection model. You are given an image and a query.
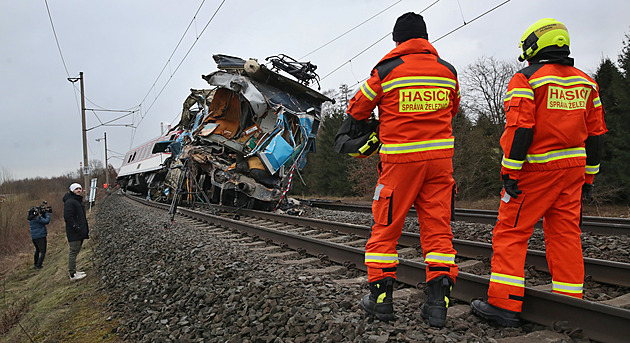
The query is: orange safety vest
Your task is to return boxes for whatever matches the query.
[347,38,460,164]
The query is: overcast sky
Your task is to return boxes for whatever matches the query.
[1,0,628,181]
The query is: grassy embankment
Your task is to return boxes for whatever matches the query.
[0,196,121,343]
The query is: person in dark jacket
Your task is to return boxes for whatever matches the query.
[63,183,89,280]
[28,207,50,269]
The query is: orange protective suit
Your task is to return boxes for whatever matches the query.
[347,38,460,284]
[488,59,607,312]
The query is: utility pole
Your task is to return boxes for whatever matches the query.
[79,72,89,201]
[96,132,110,193]
[68,72,89,201]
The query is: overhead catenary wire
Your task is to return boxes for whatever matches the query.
[321,0,510,86]
[44,0,82,115]
[319,0,440,82]
[137,0,208,108]
[431,0,510,44]
[133,0,227,145]
[299,0,404,60]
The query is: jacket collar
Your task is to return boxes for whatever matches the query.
[378,38,438,65]
[528,46,574,66]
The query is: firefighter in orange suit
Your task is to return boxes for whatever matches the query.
[471,18,607,327]
[347,12,460,326]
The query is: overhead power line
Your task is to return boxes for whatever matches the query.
[137,0,208,108]
[431,0,510,44]
[299,0,404,60]
[133,0,227,144]
[44,0,70,78]
[321,0,440,82]
[321,0,510,85]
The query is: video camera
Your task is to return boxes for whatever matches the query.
[31,200,52,215]
[28,201,53,219]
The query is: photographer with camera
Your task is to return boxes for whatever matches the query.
[27,202,52,270]
[63,183,89,280]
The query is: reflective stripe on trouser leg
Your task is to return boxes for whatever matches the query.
[416,158,458,282]
[544,167,585,298]
[488,169,575,312]
[366,160,428,282]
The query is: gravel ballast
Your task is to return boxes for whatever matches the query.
[93,195,599,342]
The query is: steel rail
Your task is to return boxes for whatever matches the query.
[304,199,630,236]
[225,206,630,288]
[126,195,630,343]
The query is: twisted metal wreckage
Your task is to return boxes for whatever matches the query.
[117,54,333,211]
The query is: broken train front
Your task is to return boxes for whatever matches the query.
[157,54,333,210]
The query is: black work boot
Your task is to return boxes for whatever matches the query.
[470,300,520,327]
[360,277,395,321]
[420,275,453,327]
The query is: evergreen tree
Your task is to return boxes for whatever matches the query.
[452,108,502,200]
[595,37,630,202]
[292,86,356,197]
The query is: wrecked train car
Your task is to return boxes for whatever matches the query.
[116,129,183,195]
[156,54,332,210]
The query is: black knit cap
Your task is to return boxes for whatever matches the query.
[393,12,428,42]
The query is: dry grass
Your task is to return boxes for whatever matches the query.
[0,203,122,343]
[0,192,65,266]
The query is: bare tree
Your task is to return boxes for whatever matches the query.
[0,166,13,181]
[460,56,522,139]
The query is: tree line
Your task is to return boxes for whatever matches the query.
[292,34,630,205]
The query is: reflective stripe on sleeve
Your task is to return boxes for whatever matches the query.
[490,272,525,288]
[381,76,457,93]
[365,252,399,264]
[585,164,600,174]
[526,147,586,163]
[380,138,454,154]
[552,280,583,294]
[424,252,456,264]
[501,156,524,170]
[361,81,377,101]
[593,96,602,108]
[505,88,534,102]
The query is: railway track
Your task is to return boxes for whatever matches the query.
[303,199,630,236]
[125,194,630,343]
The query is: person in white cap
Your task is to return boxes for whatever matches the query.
[63,183,89,280]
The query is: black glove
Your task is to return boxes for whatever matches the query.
[502,175,522,199]
[582,183,593,201]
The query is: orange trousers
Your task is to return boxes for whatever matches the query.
[365,158,459,283]
[488,167,585,312]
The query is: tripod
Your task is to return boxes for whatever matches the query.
[168,157,214,222]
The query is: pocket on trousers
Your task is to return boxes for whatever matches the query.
[372,184,393,226]
[498,189,525,227]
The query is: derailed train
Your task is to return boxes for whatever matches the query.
[117,54,333,210]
